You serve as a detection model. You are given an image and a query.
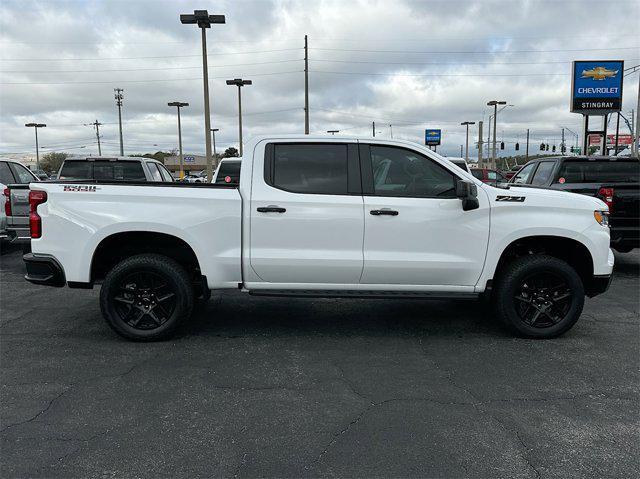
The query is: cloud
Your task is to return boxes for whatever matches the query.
[1,0,638,158]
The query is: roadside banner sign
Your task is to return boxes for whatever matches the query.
[588,134,633,146]
[425,129,442,146]
[571,60,624,113]
[184,156,195,163]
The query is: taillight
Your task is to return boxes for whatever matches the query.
[597,187,614,213]
[3,188,11,216]
[29,190,47,239]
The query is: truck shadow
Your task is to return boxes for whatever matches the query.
[182,292,510,340]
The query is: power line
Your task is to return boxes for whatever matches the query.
[0,70,303,85]
[0,48,303,62]
[312,58,640,66]
[311,70,571,77]
[310,46,639,54]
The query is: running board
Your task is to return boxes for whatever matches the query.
[248,290,480,300]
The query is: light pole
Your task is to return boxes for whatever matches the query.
[210,128,219,166]
[180,9,225,182]
[487,100,507,167]
[24,123,46,171]
[460,121,475,161]
[226,78,252,157]
[327,130,339,135]
[168,102,188,179]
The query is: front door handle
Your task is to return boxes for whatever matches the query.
[370,209,398,216]
[257,205,286,213]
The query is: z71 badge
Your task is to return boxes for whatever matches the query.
[63,185,99,192]
[496,195,526,202]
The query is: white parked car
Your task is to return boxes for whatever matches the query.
[23,135,613,341]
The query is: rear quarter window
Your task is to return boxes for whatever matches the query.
[214,161,241,185]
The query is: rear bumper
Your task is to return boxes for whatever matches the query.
[23,253,66,287]
[7,227,30,244]
[585,274,613,298]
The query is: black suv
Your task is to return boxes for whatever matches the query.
[508,156,639,253]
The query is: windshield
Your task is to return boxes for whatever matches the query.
[556,160,639,184]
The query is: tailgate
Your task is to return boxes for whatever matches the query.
[6,184,30,226]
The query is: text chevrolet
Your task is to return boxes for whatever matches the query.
[23,136,614,340]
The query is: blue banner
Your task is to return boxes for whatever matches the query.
[571,60,623,113]
[425,129,441,146]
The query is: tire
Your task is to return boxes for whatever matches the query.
[100,254,194,341]
[612,245,634,253]
[494,254,584,339]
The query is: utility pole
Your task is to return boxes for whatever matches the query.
[226,78,252,157]
[372,121,375,137]
[389,124,393,138]
[561,127,565,155]
[114,88,124,156]
[89,120,102,156]
[24,123,46,171]
[180,9,225,182]
[525,128,530,160]
[477,121,483,166]
[460,121,475,161]
[304,34,309,135]
[210,128,219,167]
[636,74,640,158]
[168,102,188,179]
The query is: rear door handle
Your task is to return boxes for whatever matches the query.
[370,209,398,216]
[257,205,286,213]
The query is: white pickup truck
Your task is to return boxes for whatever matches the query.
[23,135,614,341]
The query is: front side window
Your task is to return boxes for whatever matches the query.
[511,163,536,184]
[271,144,348,194]
[370,146,456,198]
[471,169,483,180]
[157,164,174,182]
[487,171,497,180]
[531,161,556,186]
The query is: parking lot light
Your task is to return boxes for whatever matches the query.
[168,102,189,179]
[226,79,252,157]
[25,123,46,171]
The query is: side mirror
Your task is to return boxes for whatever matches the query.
[455,179,479,211]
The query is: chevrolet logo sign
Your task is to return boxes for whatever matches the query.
[581,66,618,80]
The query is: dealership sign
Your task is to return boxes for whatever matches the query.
[588,134,633,146]
[424,129,442,146]
[571,60,624,113]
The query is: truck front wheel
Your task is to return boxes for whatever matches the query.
[494,255,584,338]
[100,254,194,341]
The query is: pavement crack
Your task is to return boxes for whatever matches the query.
[0,388,68,433]
[233,452,248,478]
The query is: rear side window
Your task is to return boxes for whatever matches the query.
[0,162,16,184]
[471,169,483,180]
[9,163,36,183]
[59,161,93,180]
[531,161,556,186]
[556,160,639,184]
[487,171,497,180]
[214,161,241,185]
[270,144,348,194]
[146,163,163,181]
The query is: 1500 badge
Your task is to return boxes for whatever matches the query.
[63,185,100,192]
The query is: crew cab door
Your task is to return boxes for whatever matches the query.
[359,143,490,287]
[249,141,364,284]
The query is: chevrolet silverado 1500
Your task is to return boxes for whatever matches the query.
[23,136,614,340]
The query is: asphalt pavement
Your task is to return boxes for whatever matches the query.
[1,244,638,478]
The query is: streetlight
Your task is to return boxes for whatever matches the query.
[460,121,476,161]
[168,102,189,179]
[487,100,507,166]
[226,78,252,157]
[180,9,225,182]
[327,130,339,135]
[210,128,219,166]
[25,123,46,171]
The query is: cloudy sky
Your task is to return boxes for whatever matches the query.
[0,0,638,159]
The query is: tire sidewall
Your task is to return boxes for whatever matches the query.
[100,255,193,341]
[499,256,584,338]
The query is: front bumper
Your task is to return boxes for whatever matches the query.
[585,274,613,298]
[23,253,66,287]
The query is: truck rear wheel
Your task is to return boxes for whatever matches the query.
[494,254,584,338]
[100,254,194,341]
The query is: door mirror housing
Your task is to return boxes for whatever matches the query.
[455,179,479,211]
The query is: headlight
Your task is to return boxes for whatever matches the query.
[594,210,609,227]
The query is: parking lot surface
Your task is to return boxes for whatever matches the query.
[1,245,639,478]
